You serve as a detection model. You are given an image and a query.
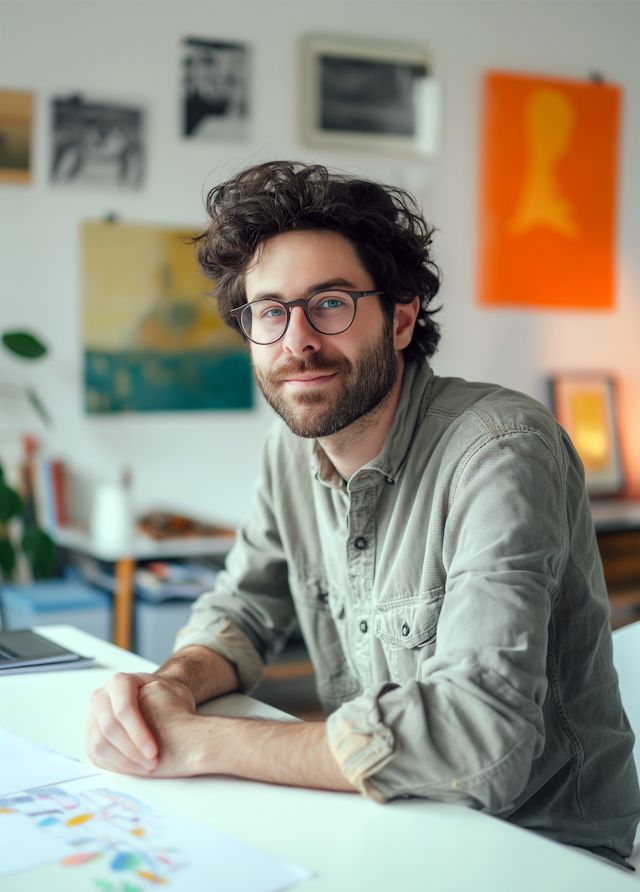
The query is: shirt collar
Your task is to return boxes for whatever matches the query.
[311,359,434,490]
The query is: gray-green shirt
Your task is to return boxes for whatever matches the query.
[175,359,640,865]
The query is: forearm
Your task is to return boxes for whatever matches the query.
[192,716,357,792]
[156,645,239,705]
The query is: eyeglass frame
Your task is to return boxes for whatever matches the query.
[229,289,385,345]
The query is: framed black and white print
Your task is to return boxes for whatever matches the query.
[301,35,433,156]
[50,95,145,188]
[182,38,250,140]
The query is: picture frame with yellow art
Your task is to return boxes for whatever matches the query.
[549,374,624,496]
[82,220,253,413]
[0,90,33,184]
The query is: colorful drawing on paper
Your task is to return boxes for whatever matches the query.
[478,72,621,309]
[0,776,312,891]
[0,784,187,887]
[82,221,252,413]
[0,90,33,184]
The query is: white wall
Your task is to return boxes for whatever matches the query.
[1,0,639,526]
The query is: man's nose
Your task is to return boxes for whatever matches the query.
[281,305,322,356]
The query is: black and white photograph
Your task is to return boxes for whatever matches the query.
[182,38,250,140]
[301,36,431,156]
[320,56,426,136]
[50,95,145,188]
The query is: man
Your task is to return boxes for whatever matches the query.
[87,161,639,868]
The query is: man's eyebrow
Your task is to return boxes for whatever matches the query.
[250,278,359,302]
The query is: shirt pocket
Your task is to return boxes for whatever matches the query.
[374,588,445,684]
[290,575,360,710]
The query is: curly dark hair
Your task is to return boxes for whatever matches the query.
[194,160,441,361]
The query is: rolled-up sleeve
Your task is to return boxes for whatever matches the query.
[173,428,297,694]
[327,428,567,810]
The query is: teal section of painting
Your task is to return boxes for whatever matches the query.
[85,350,253,413]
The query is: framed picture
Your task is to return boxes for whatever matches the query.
[0,90,33,184]
[182,37,250,140]
[549,374,624,495]
[82,221,253,413]
[300,35,434,156]
[50,94,145,188]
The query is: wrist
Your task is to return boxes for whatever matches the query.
[154,670,195,705]
[188,715,234,776]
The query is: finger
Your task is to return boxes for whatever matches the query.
[87,714,156,775]
[89,677,157,765]
[105,673,159,760]
[86,704,158,772]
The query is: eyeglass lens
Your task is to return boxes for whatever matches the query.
[241,291,356,344]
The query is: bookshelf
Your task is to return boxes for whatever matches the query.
[52,528,233,650]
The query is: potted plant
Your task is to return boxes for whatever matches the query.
[0,331,57,580]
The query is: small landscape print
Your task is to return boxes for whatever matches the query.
[50,95,145,188]
[301,36,430,155]
[182,38,250,140]
[0,90,33,184]
[82,221,252,413]
[320,56,426,136]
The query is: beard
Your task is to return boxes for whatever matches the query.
[251,317,398,439]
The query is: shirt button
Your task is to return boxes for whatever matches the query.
[359,620,368,633]
[402,623,410,637]
[354,537,368,550]
[385,476,394,485]
[318,592,329,604]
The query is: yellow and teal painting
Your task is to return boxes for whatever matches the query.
[82,221,252,413]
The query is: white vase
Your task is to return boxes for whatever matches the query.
[90,483,133,552]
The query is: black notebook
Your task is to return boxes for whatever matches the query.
[0,629,95,675]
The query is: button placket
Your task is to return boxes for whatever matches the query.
[345,487,378,687]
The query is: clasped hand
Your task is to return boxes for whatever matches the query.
[86,672,203,777]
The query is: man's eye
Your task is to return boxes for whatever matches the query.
[260,306,285,319]
[319,298,342,309]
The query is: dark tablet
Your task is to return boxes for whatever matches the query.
[0,629,95,673]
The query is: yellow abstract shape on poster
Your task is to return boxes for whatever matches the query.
[569,392,610,470]
[83,223,229,353]
[510,89,579,238]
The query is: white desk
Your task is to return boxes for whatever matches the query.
[1,626,637,892]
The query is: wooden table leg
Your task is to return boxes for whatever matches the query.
[114,557,135,650]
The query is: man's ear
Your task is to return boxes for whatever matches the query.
[394,296,420,350]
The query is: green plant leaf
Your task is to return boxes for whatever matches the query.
[26,387,52,426]
[0,479,22,524]
[0,534,16,579]
[21,525,58,578]
[2,331,48,359]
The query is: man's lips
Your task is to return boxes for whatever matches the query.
[281,372,337,388]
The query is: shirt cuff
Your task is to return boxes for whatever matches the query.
[326,685,398,803]
[173,614,265,694]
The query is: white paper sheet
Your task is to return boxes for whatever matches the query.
[0,809,72,877]
[0,727,99,797]
[0,775,312,891]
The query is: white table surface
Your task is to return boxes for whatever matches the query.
[53,526,234,562]
[1,625,637,892]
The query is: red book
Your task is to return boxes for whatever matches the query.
[51,460,67,528]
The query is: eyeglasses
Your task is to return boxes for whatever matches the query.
[230,290,384,346]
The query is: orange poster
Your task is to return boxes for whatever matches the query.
[478,72,621,309]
